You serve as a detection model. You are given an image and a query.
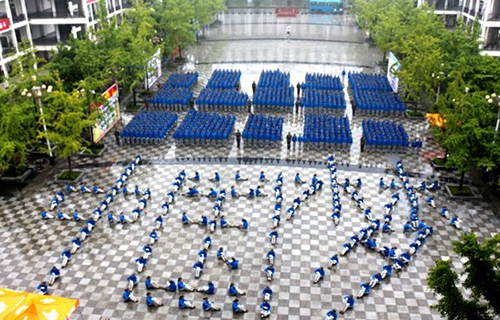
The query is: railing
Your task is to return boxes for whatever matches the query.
[29,9,84,19]
[483,42,500,50]
[12,14,26,23]
[32,35,57,46]
[488,14,500,21]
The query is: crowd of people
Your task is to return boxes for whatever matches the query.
[242,114,284,146]
[300,115,353,149]
[348,73,405,116]
[38,155,144,295]
[119,111,178,144]
[196,88,249,112]
[149,87,194,111]
[253,69,295,112]
[362,119,409,151]
[205,69,242,90]
[172,110,236,145]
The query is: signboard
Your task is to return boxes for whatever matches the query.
[387,52,400,93]
[87,0,98,3]
[145,48,162,89]
[93,83,121,143]
[0,18,10,32]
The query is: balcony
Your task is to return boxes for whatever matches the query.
[12,14,26,23]
[32,33,57,46]
[488,14,500,21]
[29,9,84,19]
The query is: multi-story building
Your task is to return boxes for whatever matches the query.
[418,0,500,56]
[0,0,132,78]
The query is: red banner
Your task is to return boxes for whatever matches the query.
[0,18,9,32]
[86,0,98,3]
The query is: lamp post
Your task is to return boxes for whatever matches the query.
[485,93,500,142]
[21,83,54,158]
[431,64,446,104]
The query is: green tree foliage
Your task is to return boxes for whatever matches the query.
[153,0,195,60]
[0,88,37,173]
[38,77,98,173]
[191,0,226,28]
[428,233,500,319]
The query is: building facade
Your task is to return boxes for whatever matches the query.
[0,0,132,78]
[418,0,500,56]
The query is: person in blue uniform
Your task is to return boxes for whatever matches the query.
[38,282,49,295]
[340,295,354,314]
[227,257,239,270]
[228,283,246,296]
[202,297,221,311]
[197,281,215,294]
[61,250,71,268]
[232,299,248,313]
[313,267,325,283]
[136,256,147,273]
[48,266,60,285]
[178,295,196,309]
[325,309,338,320]
[127,274,138,290]
[260,301,271,318]
[123,288,138,303]
[146,292,164,307]
[146,276,167,290]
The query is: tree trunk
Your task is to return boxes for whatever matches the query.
[179,47,182,59]
[459,171,465,190]
[382,51,386,62]
[67,156,72,173]
[444,149,449,164]
[133,88,137,106]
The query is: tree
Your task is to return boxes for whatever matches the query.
[108,0,156,101]
[0,87,37,174]
[428,233,500,319]
[191,0,225,29]
[153,0,195,60]
[38,77,97,173]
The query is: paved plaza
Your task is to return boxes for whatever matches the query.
[1,9,499,320]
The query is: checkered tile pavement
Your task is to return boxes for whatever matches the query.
[1,10,498,320]
[1,156,499,320]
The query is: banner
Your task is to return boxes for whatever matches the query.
[145,48,162,89]
[0,18,9,32]
[87,0,98,3]
[93,83,121,143]
[387,52,400,93]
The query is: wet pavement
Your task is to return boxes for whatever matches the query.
[0,9,497,320]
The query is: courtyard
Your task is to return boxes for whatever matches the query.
[0,8,498,320]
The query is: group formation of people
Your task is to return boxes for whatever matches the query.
[149,87,194,111]
[361,119,409,151]
[148,72,198,110]
[299,115,353,149]
[119,111,178,144]
[196,88,249,112]
[205,69,242,90]
[348,72,405,116]
[38,155,144,296]
[300,90,346,113]
[253,69,295,112]
[43,182,104,218]
[242,114,284,146]
[163,72,199,89]
[299,73,345,114]
[172,110,236,145]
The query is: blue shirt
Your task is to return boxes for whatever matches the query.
[202,300,211,310]
[228,260,239,269]
[146,295,154,306]
[38,284,48,294]
[232,301,242,312]
[206,283,215,294]
[228,285,238,296]
[167,281,176,291]
[260,302,271,311]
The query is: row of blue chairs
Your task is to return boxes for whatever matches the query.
[257,69,291,88]
[301,115,353,149]
[149,88,194,111]
[196,88,249,112]
[242,114,284,146]
[362,120,409,150]
[352,89,405,116]
[253,87,295,113]
[163,72,199,88]
[348,72,392,92]
[121,111,178,144]
[173,110,236,145]
[300,90,346,112]
[301,73,342,91]
[206,69,242,89]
